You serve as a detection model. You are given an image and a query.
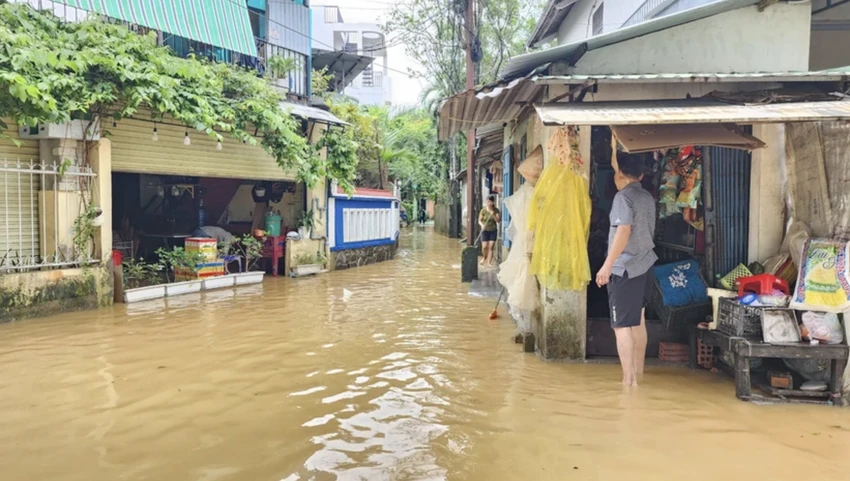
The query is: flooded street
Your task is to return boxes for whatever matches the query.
[1,228,848,481]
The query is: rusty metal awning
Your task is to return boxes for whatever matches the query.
[475,125,504,161]
[535,100,850,126]
[437,66,548,141]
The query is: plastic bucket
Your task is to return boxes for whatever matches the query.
[264,213,282,237]
[112,249,123,267]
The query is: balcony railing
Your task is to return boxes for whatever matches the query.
[256,38,309,99]
[12,1,309,99]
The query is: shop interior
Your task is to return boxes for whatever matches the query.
[111,172,304,274]
[573,122,847,403]
[587,126,715,350]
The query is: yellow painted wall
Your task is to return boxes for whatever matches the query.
[286,238,325,274]
[109,118,297,181]
[0,121,39,160]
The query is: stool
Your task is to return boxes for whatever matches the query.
[737,274,789,296]
[223,255,242,273]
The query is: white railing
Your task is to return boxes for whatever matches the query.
[0,159,98,272]
[342,208,395,243]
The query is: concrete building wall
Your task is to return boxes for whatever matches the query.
[571,4,811,74]
[603,0,649,31]
[558,0,598,45]
[0,134,114,323]
[809,30,850,70]
[748,124,786,264]
[310,7,393,106]
[810,4,850,70]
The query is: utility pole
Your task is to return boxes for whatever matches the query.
[464,0,476,246]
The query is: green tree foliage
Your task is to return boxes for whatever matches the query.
[382,109,446,201]
[385,0,544,98]
[0,3,356,191]
[383,0,543,198]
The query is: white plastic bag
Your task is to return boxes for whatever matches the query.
[800,311,845,344]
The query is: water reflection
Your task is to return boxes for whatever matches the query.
[0,228,849,481]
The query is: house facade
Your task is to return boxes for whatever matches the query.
[440,0,850,361]
[1,1,349,322]
[528,0,850,72]
[310,5,393,105]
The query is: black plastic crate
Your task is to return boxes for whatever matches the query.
[716,297,763,338]
[648,275,712,329]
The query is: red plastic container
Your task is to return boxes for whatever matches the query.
[737,274,789,296]
[112,249,123,267]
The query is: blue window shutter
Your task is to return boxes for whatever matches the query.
[502,145,513,248]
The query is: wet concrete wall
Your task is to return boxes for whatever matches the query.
[0,265,113,323]
[331,243,397,270]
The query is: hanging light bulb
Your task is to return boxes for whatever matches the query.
[151,123,158,142]
[183,130,191,146]
[216,141,223,151]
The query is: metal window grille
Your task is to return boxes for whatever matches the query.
[0,159,98,272]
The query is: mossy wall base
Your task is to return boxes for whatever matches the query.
[0,265,113,323]
[532,286,587,360]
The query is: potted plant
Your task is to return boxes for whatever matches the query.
[267,55,296,92]
[291,251,327,277]
[229,234,265,285]
[156,247,206,296]
[122,258,165,303]
[297,209,320,239]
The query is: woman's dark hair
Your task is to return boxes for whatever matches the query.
[487,195,496,202]
[616,152,644,179]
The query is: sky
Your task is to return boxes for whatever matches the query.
[312,0,426,106]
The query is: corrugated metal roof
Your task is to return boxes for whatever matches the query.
[535,99,850,126]
[532,70,850,83]
[437,67,548,140]
[280,101,349,126]
[437,68,850,140]
[502,0,761,80]
[475,125,504,161]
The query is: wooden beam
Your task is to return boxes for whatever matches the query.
[548,80,597,104]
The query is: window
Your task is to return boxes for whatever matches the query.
[592,3,604,36]
[325,6,341,23]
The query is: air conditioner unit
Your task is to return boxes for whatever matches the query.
[18,119,101,141]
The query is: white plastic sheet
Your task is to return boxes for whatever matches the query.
[497,183,538,331]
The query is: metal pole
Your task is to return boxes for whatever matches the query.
[30,167,35,263]
[54,166,59,263]
[4,161,8,260]
[17,161,22,261]
[465,0,476,245]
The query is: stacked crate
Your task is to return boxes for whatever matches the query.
[176,237,224,281]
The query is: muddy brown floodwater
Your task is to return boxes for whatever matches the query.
[1,228,849,481]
